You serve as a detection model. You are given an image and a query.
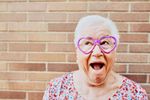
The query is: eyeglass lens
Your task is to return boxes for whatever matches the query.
[78,36,117,54]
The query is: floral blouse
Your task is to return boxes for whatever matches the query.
[43,72,148,100]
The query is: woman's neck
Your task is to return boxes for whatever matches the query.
[73,70,122,97]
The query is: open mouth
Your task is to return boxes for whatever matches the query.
[90,62,105,70]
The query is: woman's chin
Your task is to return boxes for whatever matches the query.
[82,65,109,86]
[88,78,105,87]
[88,74,106,87]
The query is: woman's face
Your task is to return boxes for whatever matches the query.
[76,26,117,86]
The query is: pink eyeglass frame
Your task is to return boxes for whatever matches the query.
[77,36,117,54]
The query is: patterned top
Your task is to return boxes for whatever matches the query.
[43,72,148,100]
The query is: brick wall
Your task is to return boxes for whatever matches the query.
[0,0,150,100]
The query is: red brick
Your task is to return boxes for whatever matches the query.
[9,43,46,52]
[48,2,87,12]
[8,2,46,12]
[28,53,66,62]
[142,85,150,94]
[0,3,7,11]
[0,72,26,80]
[28,33,67,42]
[30,0,65,1]
[149,75,150,83]
[149,35,150,43]
[0,52,26,61]
[48,43,75,52]
[28,92,43,100]
[131,3,150,12]
[130,23,150,32]
[8,81,46,91]
[0,43,7,51]
[130,44,150,53]
[123,74,147,83]
[117,44,128,53]
[0,91,25,99]
[28,12,66,22]
[0,32,26,42]
[110,12,149,22]
[27,72,64,81]
[129,64,150,73]
[117,54,148,63]
[113,64,127,73]
[0,23,7,31]
[89,2,129,12]
[149,56,150,63]
[68,33,74,42]
[116,23,128,32]
[48,23,76,32]
[120,34,148,43]
[0,63,7,71]
[111,0,148,1]
[0,0,25,1]
[148,94,150,100]
[0,81,9,90]
[0,13,26,22]
[9,63,46,71]
[8,22,47,32]
[69,0,107,1]
[48,63,78,72]
[67,54,76,62]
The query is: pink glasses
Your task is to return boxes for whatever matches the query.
[77,36,117,54]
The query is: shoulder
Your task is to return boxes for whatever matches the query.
[123,78,146,93]
[43,72,74,99]
[121,77,148,99]
[49,72,73,87]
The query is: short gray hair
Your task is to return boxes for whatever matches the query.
[74,15,119,45]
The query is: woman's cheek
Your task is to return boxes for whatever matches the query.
[76,51,90,73]
[106,52,116,69]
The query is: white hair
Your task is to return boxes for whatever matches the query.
[74,15,119,45]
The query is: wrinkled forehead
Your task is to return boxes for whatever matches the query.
[77,26,112,39]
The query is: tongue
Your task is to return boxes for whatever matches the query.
[93,64,101,70]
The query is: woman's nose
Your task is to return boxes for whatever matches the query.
[91,45,103,57]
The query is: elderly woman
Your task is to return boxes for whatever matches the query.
[43,15,148,100]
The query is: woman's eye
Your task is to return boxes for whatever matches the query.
[101,41,109,45]
[85,41,92,45]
